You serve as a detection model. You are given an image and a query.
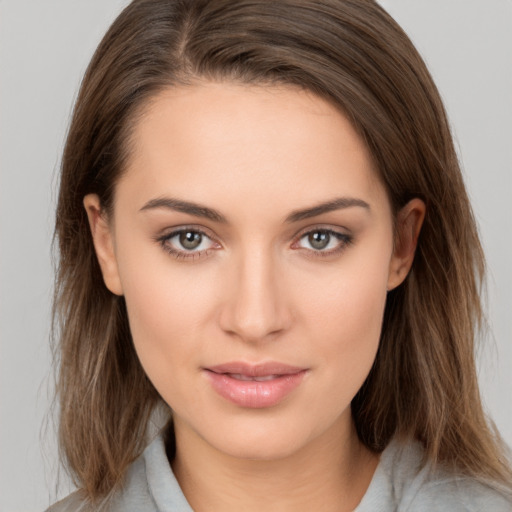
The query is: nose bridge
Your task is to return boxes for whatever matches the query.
[220,243,289,341]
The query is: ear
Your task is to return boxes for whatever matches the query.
[387,198,426,291]
[83,194,123,296]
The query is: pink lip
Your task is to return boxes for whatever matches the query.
[204,362,307,409]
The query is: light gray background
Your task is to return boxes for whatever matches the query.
[0,1,510,510]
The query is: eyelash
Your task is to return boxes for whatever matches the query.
[293,228,353,257]
[156,227,353,261]
[156,227,219,260]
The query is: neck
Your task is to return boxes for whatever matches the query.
[170,414,379,512]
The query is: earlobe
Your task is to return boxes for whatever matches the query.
[387,198,426,291]
[83,194,124,296]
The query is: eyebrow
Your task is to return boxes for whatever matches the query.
[139,196,370,224]
[285,197,370,223]
[139,197,227,223]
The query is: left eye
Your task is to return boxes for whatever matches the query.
[297,230,350,251]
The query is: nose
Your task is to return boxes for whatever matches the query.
[218,248,292,343]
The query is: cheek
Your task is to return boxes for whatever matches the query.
[116,244,220,387]
[125,269,215,336]
[296,248,390,376]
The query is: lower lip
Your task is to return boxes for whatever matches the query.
[204,370,307,408]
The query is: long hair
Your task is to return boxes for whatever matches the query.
[53,0,512,500]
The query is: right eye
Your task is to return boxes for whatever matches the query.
[158,228,220,260]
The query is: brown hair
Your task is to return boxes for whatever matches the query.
[53,0,512,501]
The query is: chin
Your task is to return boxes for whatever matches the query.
[194,411,329,462]
[216,431,311,461]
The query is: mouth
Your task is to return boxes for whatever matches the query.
[223,373,282,382]
[203,362,308,408]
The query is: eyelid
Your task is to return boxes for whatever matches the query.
[155,225,222,260]
[290,225,353,255]
[154,223,353,261]
[291,223,352,241]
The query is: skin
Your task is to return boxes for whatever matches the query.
[85,82,425,512]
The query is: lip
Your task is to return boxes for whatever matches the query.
[204,362,307,409]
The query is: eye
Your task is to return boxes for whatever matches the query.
[294,228,352,254]
[157,228,220,259]
[176,231,204,250]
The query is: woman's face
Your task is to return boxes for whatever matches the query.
[86,82,420,461]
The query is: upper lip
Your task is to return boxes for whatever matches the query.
[205,362,306,377]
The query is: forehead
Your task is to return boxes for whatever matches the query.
[116,82,387,218]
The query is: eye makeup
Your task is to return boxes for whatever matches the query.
[155,226,221,261]
[154,224,354,262]
[291,227,353,258]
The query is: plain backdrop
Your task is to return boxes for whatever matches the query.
[0,1,511,510]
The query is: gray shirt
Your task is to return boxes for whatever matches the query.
[48,432,512,511]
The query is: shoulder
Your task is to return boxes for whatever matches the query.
[45,441,157,512]
[45,432,192,512]
[358,438,512,512]
[405,476,512,512]
[45,491,91,512]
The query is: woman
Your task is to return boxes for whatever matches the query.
[49,0,512,510]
